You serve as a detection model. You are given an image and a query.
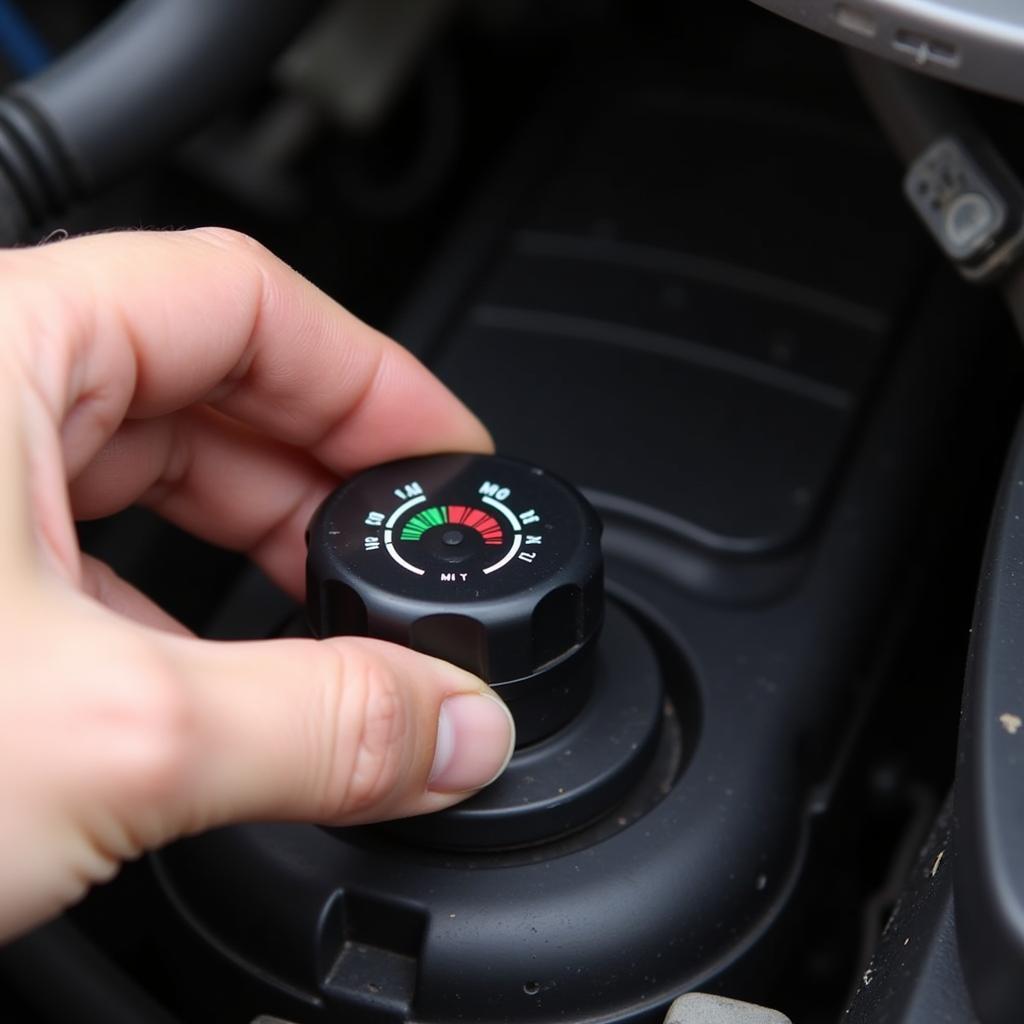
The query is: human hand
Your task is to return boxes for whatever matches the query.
[0,228,514,942]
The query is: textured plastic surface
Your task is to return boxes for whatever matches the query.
[954,415,1024,1024]
[841,417,1024,1024]
[843,802,977,1024]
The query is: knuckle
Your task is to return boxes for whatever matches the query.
[90,639,193,809]
[0,270,80,380]
[315,645,411,819]
[80,556,120,606]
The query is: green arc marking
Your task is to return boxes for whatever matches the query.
[400,505,447,541]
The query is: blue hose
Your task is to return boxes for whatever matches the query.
[0,0,50,76]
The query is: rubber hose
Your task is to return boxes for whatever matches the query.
[0,0,321,242]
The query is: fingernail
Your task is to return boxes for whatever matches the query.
[428,692,516,793]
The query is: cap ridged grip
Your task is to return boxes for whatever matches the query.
[306,454,604,690]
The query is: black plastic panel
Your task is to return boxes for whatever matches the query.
[487,237,886,393]
[154,270,981,1024]
[439,304,851,554]
[844,804,976,1024]
[523,92,917,313]
[955,414,1024,1024]
[152,48,975,1024]
[418,82,919,563]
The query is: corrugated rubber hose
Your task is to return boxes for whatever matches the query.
[0,0,321,243]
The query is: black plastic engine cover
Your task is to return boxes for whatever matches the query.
[150,58,976,1024]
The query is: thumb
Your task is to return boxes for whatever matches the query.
[149,632,516,837]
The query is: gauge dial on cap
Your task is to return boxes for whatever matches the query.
[306,454,604,685]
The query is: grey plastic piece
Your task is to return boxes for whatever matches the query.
[904,136,1024,281]
[279,0,457,131]
[748,0,1024,105]
[850,52,1024,284]
[906,140,1005,259]
[664,993,792,1024]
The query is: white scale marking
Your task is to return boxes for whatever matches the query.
[385,528,425,575]
[384,494,427,575]
[383,493,535,578]
[483,533,522,575]
[386,494,426,528]
[481,495,524,575]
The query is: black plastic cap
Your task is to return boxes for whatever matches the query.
[306,454,604,723]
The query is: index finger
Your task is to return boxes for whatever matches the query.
[4,227,489,478]
[1,229,490,589]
